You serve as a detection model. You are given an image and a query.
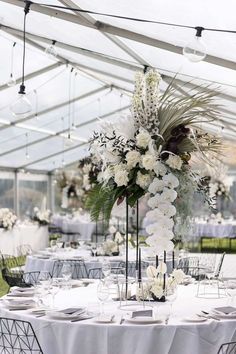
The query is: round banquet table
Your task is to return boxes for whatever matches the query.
[0,224,49,256]
[193,221,236,239]
[24,248,175,277]
[0,283,235,354]
[52,214,96,241]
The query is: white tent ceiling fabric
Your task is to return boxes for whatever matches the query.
[0,0,236,171]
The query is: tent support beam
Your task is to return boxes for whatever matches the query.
[0,85,109,132]
[0,105,130,157]
[2,23,236,104]
[1,0,236,71]
[0,62,63,92]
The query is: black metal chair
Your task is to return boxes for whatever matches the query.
[217,341,236,354]
[88,267,103,279]
[0,317,44,353]
[2,268,52,290]
[52,259,88,279]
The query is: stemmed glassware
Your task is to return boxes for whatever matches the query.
[97,280,110,315]
[102,260,111,278]
[91,243,98,257]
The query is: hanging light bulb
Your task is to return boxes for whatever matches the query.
[10,2,32,118]
[45,40,57,58]
[7,42,16,87]
[11,86,32,117]
[183,27,206,62]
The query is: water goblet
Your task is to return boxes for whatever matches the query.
[102,260,111,279]
[97,280,110,315]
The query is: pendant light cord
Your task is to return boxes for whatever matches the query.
[19,1,31,94]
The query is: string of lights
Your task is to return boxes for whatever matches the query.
[35,1,236,34]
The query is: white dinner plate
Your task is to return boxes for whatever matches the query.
[3,300,36,310]
[211,311,236,319]
[182,315,208,323]
[8,292,34,298]
[125,316,163,324]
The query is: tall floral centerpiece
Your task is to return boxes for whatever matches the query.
[87,69,220,259]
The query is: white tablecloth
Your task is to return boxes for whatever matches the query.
[193,222,236,238]
[0,284,235,354]
[0,225,49,256]
[24,248,177,277]
[52,215,96,241]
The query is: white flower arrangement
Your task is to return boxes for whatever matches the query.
[96,239,119,256]
[33,207,51,225]
[88,69,221,255]
[0,208,17,230]
[146,264,185,300]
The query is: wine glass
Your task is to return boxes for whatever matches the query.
[158,303,172,325]
[61,263,72,281]
[102,260,111,278]
[48,279,60,308]
[91,243,98,257]
[97,280,110,315]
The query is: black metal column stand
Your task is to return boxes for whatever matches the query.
[125,196,129,299]
[136,200,139,281]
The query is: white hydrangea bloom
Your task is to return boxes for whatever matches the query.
[114,170,129,187]
[136,129,152,148]
[141,153,156,171]
[126,150,141,168]
[136,171,152,189]
[166,155,183,170]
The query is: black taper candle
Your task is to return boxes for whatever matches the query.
[163,251,166,291]
[172,251,175,270]
[138,248,142,283]
[156,255,159,268]
[125,196,129,298]
[136,200,139,276]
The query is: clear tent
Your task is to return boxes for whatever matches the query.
[0,0,236,172]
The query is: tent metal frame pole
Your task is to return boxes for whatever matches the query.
[2,23,236,105]
[0,105,130,157]
[19,141,88,168]
[1,0,236,71]
[0,63,63,92]
[59,0,150,66]
[0,85,109,131]
[10,105,130,169]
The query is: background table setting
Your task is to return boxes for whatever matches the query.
[24,245,176,279]
[0,279,236,354]
[0,222,49,256]
[51,214,97,241]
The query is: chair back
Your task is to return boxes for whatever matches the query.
[217,341,236,354]
[88,267,103,279]
[52,260,88,279]
[214,252,226,278]
[0,317,44,353]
